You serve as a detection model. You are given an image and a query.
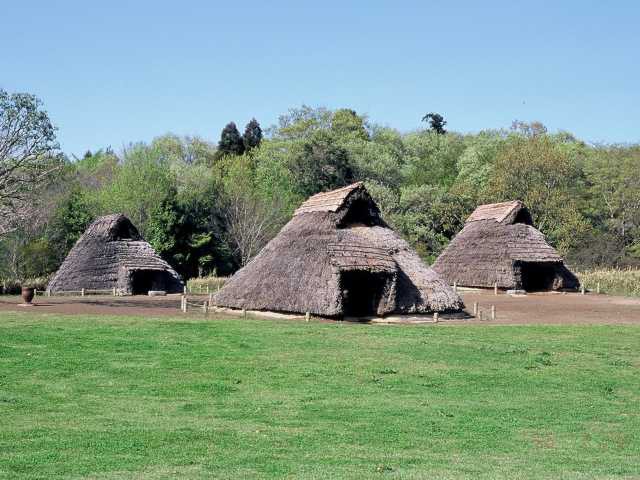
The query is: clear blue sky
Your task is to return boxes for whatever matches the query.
[2,0,638,157]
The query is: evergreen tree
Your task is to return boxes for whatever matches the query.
[243,118,263,151]
[218,122,245,156]
[422,112,447,134]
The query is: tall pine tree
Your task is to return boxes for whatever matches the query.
[421,112,447,134]
[243,118,263,151]
[218,122,245,156]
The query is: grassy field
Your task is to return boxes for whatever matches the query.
[1,312,639,479]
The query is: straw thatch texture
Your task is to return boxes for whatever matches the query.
[432,201,579,290]
[213,183,463,317]
[48,214,183,294]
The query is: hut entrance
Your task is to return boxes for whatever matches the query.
[520,262,557,291]
[130,269,169,295]
[340,270,390,317]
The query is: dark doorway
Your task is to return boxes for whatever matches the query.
[340,271,389,317]
[520,262,557,291]
[130,270,169,295]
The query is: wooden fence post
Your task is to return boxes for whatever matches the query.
[203,301,209,314]
[494,282,498,295]
[81,288,85,297]
[453,281,457,293]
[581,285,586,295]
[473,302,478,316]
[433,312,439,323]
[183,286,187,295]
[305,312,310,322]
[491,305,496,321]
[596,282,600,294]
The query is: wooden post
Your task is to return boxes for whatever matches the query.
[206,284,210,295]
[203,301,209,314]
[305,312,310,322]
[112,287,116,296]
[208,292,213,304]
[596,282,600,294]
[479,311,484,321]
[181,295,186,313]
[81,288,85,297]
[242,308,247,319]
[183,285,187,295]
[473,302,478,316]
[453,281,457,293]
[491,305,496,321]
[581,285,586,295]
[433,312,439,323]
[47,289,51,297]
[494,282,498,295]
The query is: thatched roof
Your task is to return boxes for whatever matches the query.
[213,183,463,317]
[432,201,579,290]
[48,214,183,294]
[466,200,532,224]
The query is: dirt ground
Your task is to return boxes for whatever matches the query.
[1,290,639,325]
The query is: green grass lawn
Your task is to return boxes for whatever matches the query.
[1,312,639,479]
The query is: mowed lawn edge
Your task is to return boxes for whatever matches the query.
[1,311,639,480]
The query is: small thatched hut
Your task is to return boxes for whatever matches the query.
[213,183,463,318]
[48,214,183,294]
[432,201,579,291]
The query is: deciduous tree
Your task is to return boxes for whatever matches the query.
[0,89,63,236]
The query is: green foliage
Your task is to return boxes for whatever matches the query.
[289,131,354,197]
[0,89,64,235]
[93,143,175,233]
[389,185,473,261]
[48,187,95,262]
[486,134,590,254]
[242,118,263,151]
[331,108,369,140]
[218,122,245,156]
[422,112,447,134]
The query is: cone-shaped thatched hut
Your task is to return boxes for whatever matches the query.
[213,183,463,318]
[48,214,183,295]
[432,201,579,291]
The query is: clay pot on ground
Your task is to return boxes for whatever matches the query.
[21,287,35,304]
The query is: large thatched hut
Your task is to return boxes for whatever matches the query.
[213,183,463,318]
[432,201,579,291]
[48,214,183,294]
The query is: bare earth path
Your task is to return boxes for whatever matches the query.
[1,290,640,325]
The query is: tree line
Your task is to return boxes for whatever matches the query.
[1,90,639,283]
